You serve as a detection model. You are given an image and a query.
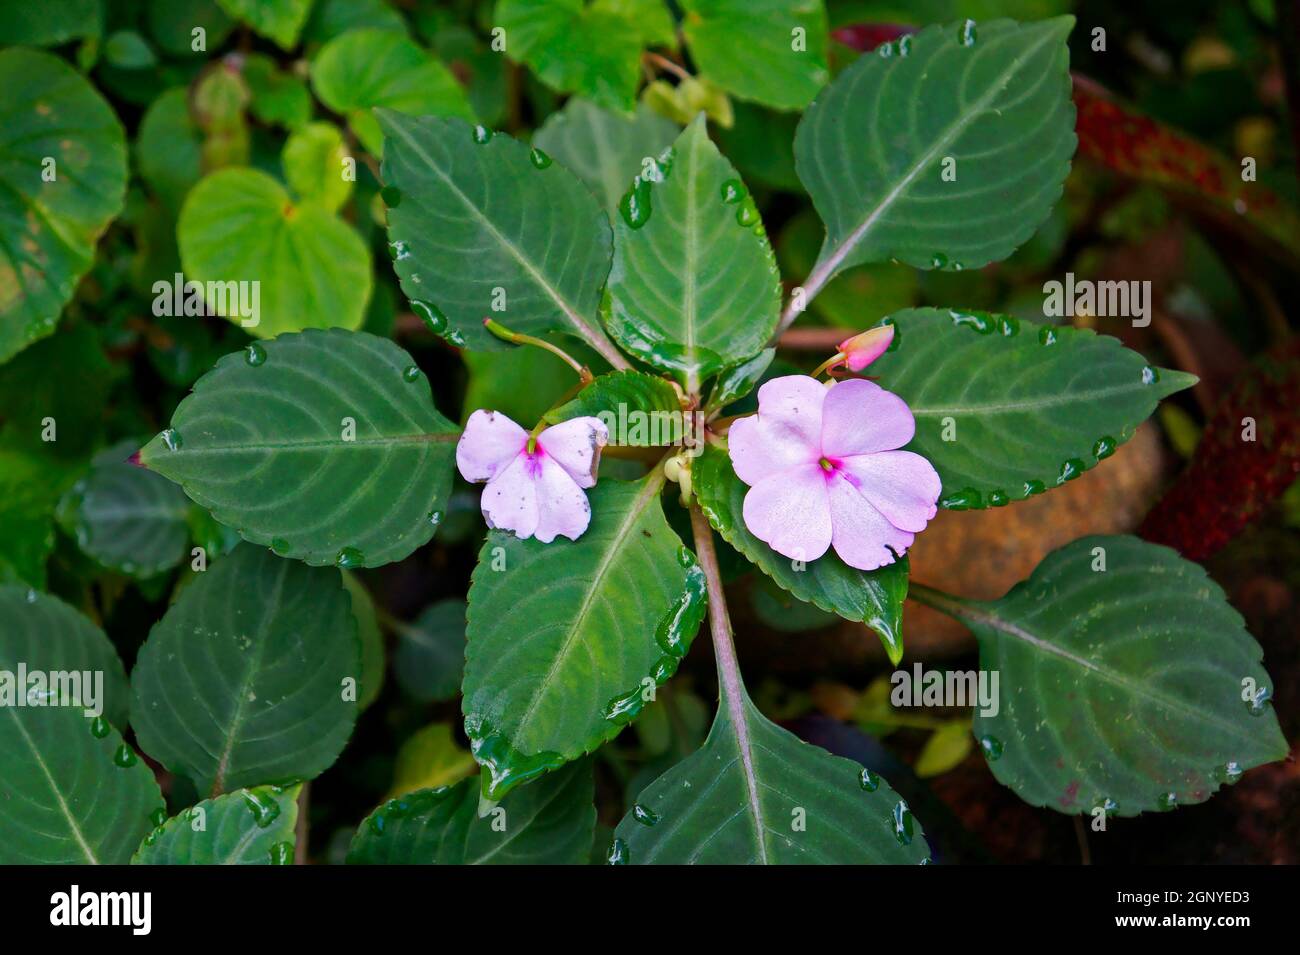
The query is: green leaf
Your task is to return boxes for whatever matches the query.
[604,115,781,389]
[463,472,707,798]
[868,308,1197,509]
[0,49,127,364]
[130,545,360,795]
[378,111,622,362]
[612,686,929,863]
[303,0,409,43]
[348,761,595,864]
[794,17,1075,285]
[0,707,162,864]
[496,0,667,112]
[0,0,100,45]
[310,28,474,156]
[242,53,313,129]
[920,535,1288,816]
[0,447,82,588]
[0,585,132,728]
[693,445,909,663]
[105,30,158,69]
[133,784,300,864]
[680,0,829,110]
[215,0,312,49]
[138,328,458,568]
[393,599,467,703]
[704,348,774,412]
[533,98,680,213]
[57,440,192,579]
[914,719,974,778]
[137,88,204,213]
[177,167,372,338]
[282,121,354,213]
[148,0,235,58]
[388,722,477,798]
[543,370,683,445]
[342,572,385,710]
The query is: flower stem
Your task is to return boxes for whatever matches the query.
[808,352,846,379]
[482,317,594,384]
[688,505,747,729]
[645,50,693,83]
[907,581,980,623]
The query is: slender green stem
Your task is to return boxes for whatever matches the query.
[808,351,846,379]
[483,317,594,383]
[907,581,978,622]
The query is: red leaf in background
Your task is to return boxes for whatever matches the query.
[1140,339,1300,560]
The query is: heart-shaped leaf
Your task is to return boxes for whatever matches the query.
[463,473,707,799]
[612,683,929,863]
[215,0,311,49]
[914,535,1288,816]
[794,17,1075,290]
[0,706,163,864]
[378,111,624,366]
[680,0,830,110]
[0,48,127,363]
[868,308,1196,509]
[281,121,353,213]
[177,167,372,338]
[693,445,909,662]
[130,545,360,796]
[348,761,595,865]
[310,28,474,156]
[605,116,781,389]
[543,370,684,445]
[133,784,300,864]
[138,328,458,569]
[533,98,680,213]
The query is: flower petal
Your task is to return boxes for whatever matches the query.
[820,379,915,459]
[825,472,914,570]
[479,453,538,540]
[728,375,826,486]
[457,409,528,483]
[533,456,593,543]
[741,464,832,563]
[537,416,608,489]
[839,450,941,533]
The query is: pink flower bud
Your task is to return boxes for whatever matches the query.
[837,325,895,372]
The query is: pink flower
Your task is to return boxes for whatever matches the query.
[837,324,894,371]
[727,375,940,570]
[457,410,608,543]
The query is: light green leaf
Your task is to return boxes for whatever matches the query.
[0,707,162,864]
[131,545,360,796]
[282,121,354,213]
[543,370,683,445]
[215,0,312,49]
[348,761,595,864]
[463,472,707,799]
[378,111,622,363]
[177,167,372,338]
[693,445,909,663]
[496,0,667,112]
[534,98,681,212]
[868,308,1197,509]
[605,115,781,389]
[794,17,1075,287]
[133,784,300,864]
[914,719,974,778]
[388,722,477,798]
[139,328,457,568]
[57,440,192,580]
[0,585,131,728]
[681,0,829,110]
[310,28,474,156]
[393,599,466,703]
[918,536,1288,816]
[612,685,929,863]
[0,49,127,364]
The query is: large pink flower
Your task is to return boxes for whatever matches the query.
[457,410,608,543]
[727,375,940,570]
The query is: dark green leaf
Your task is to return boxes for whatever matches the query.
[133,784,300,864]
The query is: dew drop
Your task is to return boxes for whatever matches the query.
[528,146,552,169]
[987,489,1008,507]
[892,800,914,846]
[269,841,293,865]
[1057,458,1085,484]
[898,35,913,56]
[1218,761,1243,784]
[427,510,443,527]
[402,364,421,382]
[1141,365,1160,385]
[270,538,290,555]
[388,239,410,261]
[245,342,267,366]
[1093,435,1117,460]
[931,252,949,270]
[959,18,978,46]
[161,428,182,451]
[90,716,110,739]
[1039,326,1058,346]
[859,768,880,792]
[149,807,168,828]
[1023,479,1046,496]
[877,41,894,58]
[113,743,138,768]
[940,487,982,510]
[335,547,365,570]
[720,179,745,204]
[632,804,660,827]
[1096,797,1119,817]
[1156,792,1177,811]
[1245,685,1272,716]
[411,299,448,335]
[242,789,282,828]
[619,177,653,229]
[978,735,1003,760]
[380,185,402,208]
[735,201,760,228]
[471,124,492,144]
[607,837,629,865]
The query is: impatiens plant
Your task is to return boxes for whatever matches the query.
[1,0,1292,870]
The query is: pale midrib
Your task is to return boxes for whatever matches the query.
[384,118,627,370]
[966,603,1262,745]
[511,473,665,741]
[156,433,457,458]
[5,706,98,863]
[910,382,1153,417]
[682,130,700,393]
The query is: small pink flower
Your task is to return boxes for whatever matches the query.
[837,324,894,371]
[457,410,608,543]
[727,375,940,570]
